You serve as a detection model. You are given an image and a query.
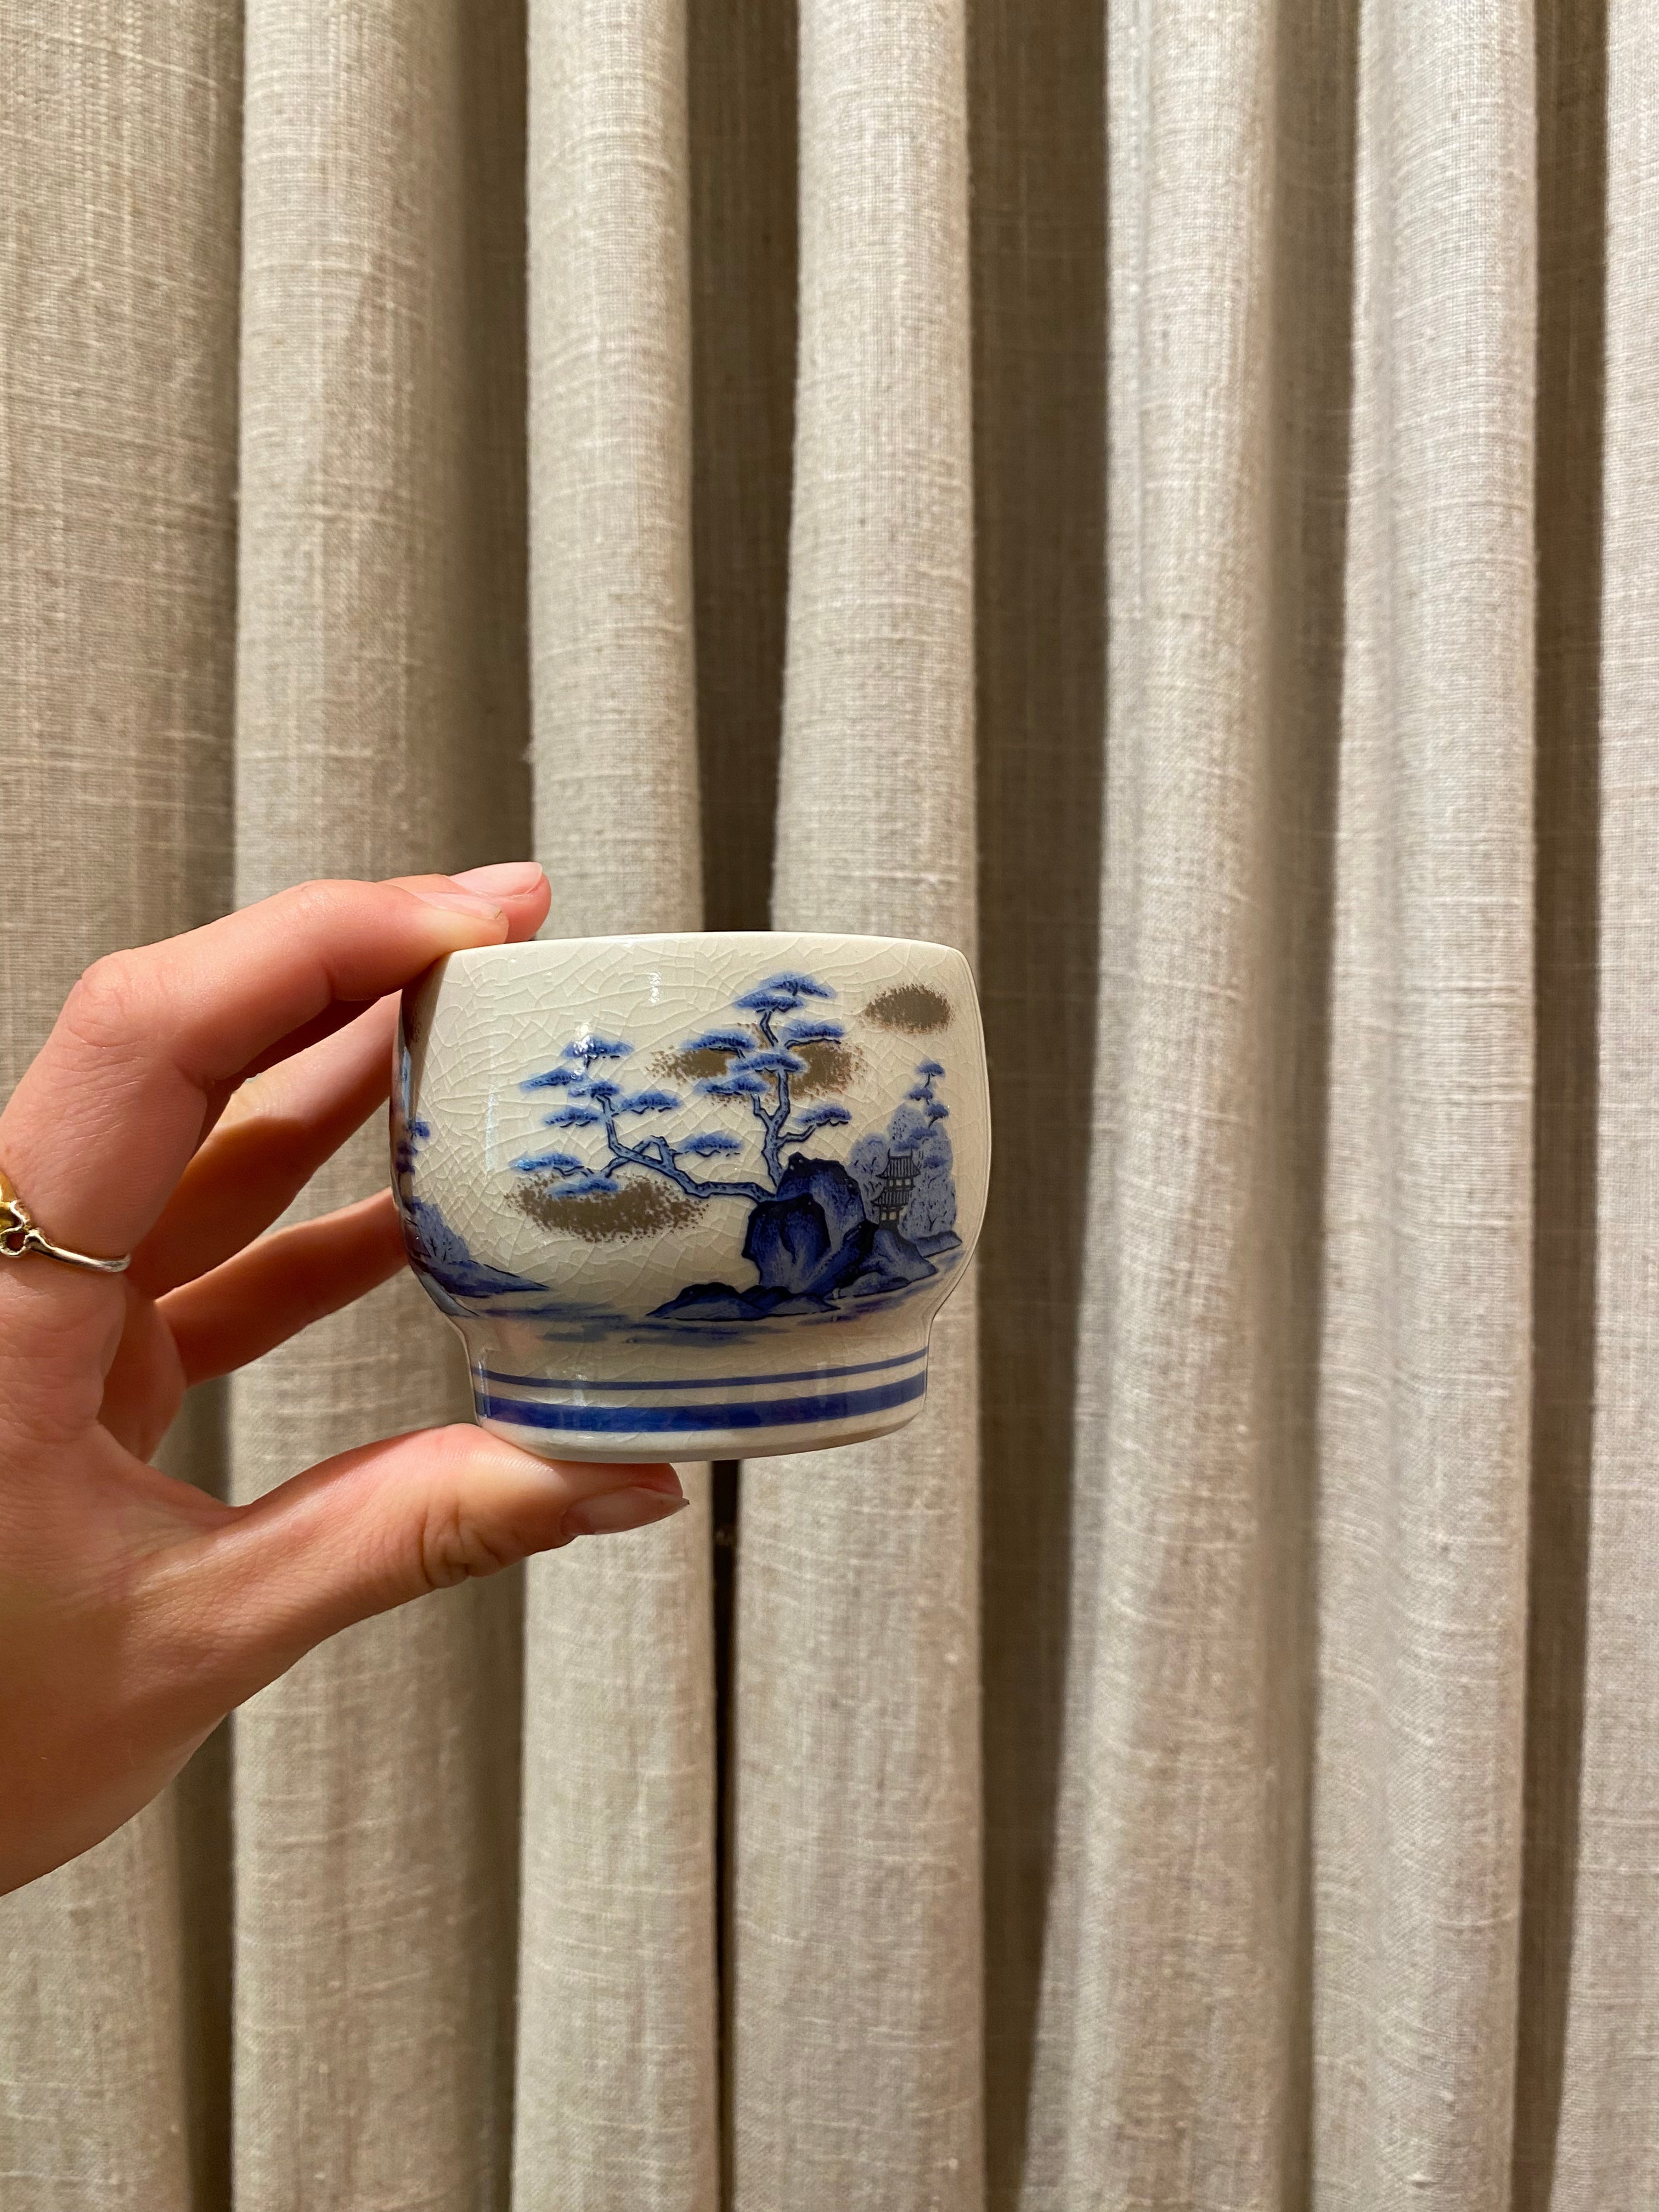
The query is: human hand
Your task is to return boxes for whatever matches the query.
[0,866,685,1894]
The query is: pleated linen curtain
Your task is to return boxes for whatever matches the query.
[2,0,1656,2205]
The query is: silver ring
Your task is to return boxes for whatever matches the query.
[0,1171,130,1274]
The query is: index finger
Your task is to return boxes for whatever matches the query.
[0,866,550,1266]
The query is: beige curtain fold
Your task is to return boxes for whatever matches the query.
[1518,2,1659,2204]
[732,1,981,2203]
[0,7,239,2207]
[1025,1,1330,2196]
[5,1,1659,2208]
[1310,4,1538,2204]
[516,7,718,2208]
[229,4,530,2206]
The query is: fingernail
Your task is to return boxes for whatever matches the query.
[407,885,507,922]
[450,861,546,899]
[565,1487,690,1538]
[617,1464,684,1496]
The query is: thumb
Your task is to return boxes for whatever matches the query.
[171,1427,687,1691]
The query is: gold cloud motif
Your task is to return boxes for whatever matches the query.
[511,1172,704,1244]
[862,983,951,1034]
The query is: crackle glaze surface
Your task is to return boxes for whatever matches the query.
[392,932,990,1460]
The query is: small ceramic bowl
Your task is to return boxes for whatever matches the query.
[391,931,989,1460]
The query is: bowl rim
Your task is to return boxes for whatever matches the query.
[439,928,977,968]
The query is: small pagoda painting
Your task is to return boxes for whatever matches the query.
[871,1148,919,1227]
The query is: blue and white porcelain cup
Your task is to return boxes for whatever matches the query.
[392,932,990,1460]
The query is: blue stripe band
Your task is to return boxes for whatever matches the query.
[478,1345,927,1394]
[476,1370,927,1435]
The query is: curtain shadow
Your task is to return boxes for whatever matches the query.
[177,1720,233,2212]
[456,15,533,2202]
[690,0,797,937]
[454,0,532,872]
[1512,1,1607,2200]
[1267,0,1363,2197]
[967,4,1105,2199]
[168,1379,233,2212]
[687,4,799,2199]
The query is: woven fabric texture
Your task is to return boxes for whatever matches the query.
[2,1,1654,2208]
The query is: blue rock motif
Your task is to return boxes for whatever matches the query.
[400,1192,546,1301]
[743,1155,871,1296]
[394,1099,546,1301]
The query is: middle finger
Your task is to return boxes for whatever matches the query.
[127,1000,399,1298]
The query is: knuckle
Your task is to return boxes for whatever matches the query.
[414,1495,521,1591]
[273,878,354,936]
[63,949,156,1055]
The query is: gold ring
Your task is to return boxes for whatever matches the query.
[0,1169,130,1275]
